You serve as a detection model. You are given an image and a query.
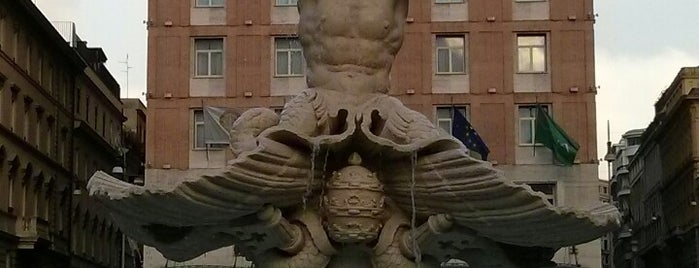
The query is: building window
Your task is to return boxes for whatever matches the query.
[193,110,205,149]
[12,26,19,61]
[195,38,224,77]
[603,239,609,251]
[25,41,31,75]
[275,37,304,77]
[517,34,547,73]
[46,117,54,155]
[23,97,31,141]
[275,0,298,6]
[8,163,17,212]
[518,105,549,146]
[627,137,641,146]
[75,88,81,115]
[10,86,19,132]
[86,96,90,122]
[436,35,466,74]
[0,13,5,49]
[436,106,468,134]
[527,183,556,205]
[435,0,463,3]
[196,0,224,7]
[35,107,43,148]
[101,113,106,136]
[59,128,67,166]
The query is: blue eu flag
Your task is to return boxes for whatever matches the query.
[452,109,490,161]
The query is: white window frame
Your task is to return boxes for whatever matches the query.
[195,0,225,7]
[194,38,224,78]
[436,106,469,135]
[275,0,298,6]
[435,35,467,74]
[435,0,464,3]
[193,110,206,150]
[516,34,547,73]
[517,104,549,146]
[274,37,305,77]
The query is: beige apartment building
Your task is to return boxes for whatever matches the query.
[0,1,139,267]
[145,0,601,267]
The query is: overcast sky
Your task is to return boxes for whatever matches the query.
[35,0,147,100]
[34,0,699,178]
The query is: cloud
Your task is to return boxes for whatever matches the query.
[34,0,82,23]
[596,47,699,179]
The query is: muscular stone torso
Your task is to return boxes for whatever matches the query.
[299,0,407,94]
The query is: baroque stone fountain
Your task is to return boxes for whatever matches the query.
[89,0,619,267]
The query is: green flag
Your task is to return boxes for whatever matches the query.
[535,105,580,166]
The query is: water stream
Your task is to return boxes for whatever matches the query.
[410,150,422,266]
[318,148,330,208]
[304,140,321,210]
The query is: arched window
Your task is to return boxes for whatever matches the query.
[21,162,33,217]
[33,171,44,217]
[45,177,55,221]
[7,155,20,213]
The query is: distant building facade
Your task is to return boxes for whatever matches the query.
[0,1,137,267]
[121,98,147,185]
[599,178,611,268]
[146,0,601,267]
[612,67,699,267]
[608,128,643,268]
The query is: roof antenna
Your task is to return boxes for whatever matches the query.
[120,54,133,98]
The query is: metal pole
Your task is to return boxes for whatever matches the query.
[120,55,133,98]
[120,147,127,268]
[121,234,125,268]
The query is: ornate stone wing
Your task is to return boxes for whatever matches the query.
[346,96,620,249]
[378,143,620,248]
[88,137,321,261]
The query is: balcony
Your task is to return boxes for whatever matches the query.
[617,189,631,197]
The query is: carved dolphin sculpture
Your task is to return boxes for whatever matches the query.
[88,0,619,266]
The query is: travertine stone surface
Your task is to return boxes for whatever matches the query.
[89,0,619,267]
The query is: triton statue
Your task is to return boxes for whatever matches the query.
[89,0,619,267]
